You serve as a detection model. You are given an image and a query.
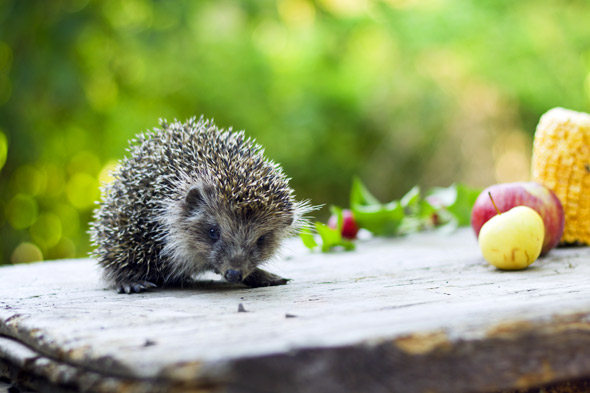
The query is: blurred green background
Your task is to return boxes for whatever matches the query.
[0,0,589,265]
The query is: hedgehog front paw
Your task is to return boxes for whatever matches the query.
[243,268,290,288]
[116,280,158,294]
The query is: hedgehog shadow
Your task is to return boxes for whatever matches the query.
[160,279,250,292]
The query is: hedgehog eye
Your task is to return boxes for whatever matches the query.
[208,226,220,243]
[257,234,266,247]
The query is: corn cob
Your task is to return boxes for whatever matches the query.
[531,107,590,244]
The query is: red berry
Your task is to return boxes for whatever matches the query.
[328,209,359,240]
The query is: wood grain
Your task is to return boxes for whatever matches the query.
[1,229,590,392]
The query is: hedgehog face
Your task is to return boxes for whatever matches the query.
[206,211,286,283]
[162,182,294,283]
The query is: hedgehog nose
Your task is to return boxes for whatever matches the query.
[225,269,243,283]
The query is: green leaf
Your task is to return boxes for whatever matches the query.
[426,184,457,207]
[349,178,410,236]
[446,183,481,226]
[329,205,344,232]
[417,199,437,220]
[300,211,357,253]
[340,239,356,251]
[315,222,355,252]
[299,226,318,249]
[350,176,381,206]
[400,185,421,209]
[351,200,405,236]
[398,215,423,234]
[426,183,481,227]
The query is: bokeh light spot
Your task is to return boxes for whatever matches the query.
[192,3,245,40]
[253,20,288,57]
[103,0,153,31]
[98,160,119,185]
[30,212,63,249]
[11,242,43,264]
[345,25,397,89]
[493,131,532,183]
[75,25,113,75]
[49,237,76,259]
[0,130,7,171]
[84,72,118,112]
[278,0,316,28]
[68,151,101,176]
[43,164,66,198]
[384,0,435,9]
[6,194,38,230]
[12,165,47,196]
[319,0,368,16]
[66,173,99,209]
[54,203,80,237]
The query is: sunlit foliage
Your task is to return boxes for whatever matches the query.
[0,0,589,264]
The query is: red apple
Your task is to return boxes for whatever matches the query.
[471,182,564,255]
[328,209,359,240]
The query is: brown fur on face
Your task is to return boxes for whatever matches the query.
[160,180,294,283]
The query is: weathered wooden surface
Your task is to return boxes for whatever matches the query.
[1,229,590,393]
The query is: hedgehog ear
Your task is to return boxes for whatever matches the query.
[184,185,207,214]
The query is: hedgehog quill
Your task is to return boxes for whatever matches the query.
[90,117,313,294]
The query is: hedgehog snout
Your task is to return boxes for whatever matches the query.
[224,269,243,283]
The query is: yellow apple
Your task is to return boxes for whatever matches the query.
[478,205,544,270]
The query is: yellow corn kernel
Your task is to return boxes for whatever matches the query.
[531,107,590,244]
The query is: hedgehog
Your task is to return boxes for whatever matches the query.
[89,116,312,294]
